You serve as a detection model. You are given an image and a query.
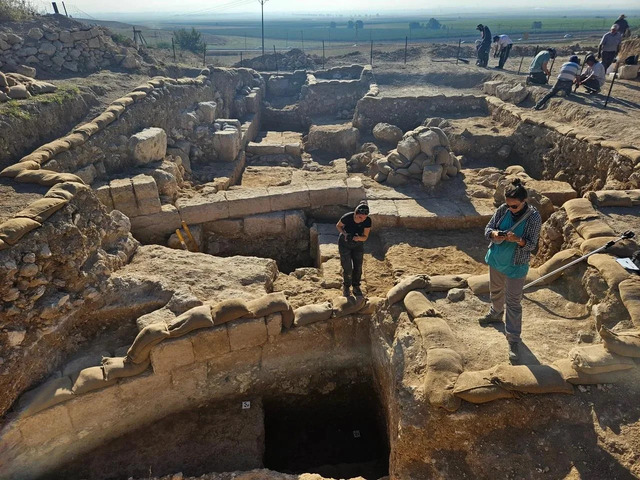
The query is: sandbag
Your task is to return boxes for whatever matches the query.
[360,297,384,315]
[168,305,213,338]
[18,376,74,416]
[74,123,100,136]
[467,273,490,295]
[590,190,634,207]
[15,197,67,223]
[112,96,135,107]
[332,295,366,318]
[20,151,51,164]
[587,254,630,289]
[489,364,573,395]
[45,181,88,201]
[0,161,39,178]
[101,356,150,381]
[386,274,430,305]
[93,111,117,128]
[425,347,463,412]
[129,91,148,101]
[569,344,635,374]
[574,219,615,239]
[37,139,69,156]
[427,274,469,292]
[536,249,581,283]
[62,132,87,147]
[553,358,632,385]
[244,292,290,318]
[0,239,8,251]
[71,366,117,395]
[563,198,599,222]
[14,169,85,187]
[133,84,153,93]
[580,236,638,257]
[211,298,251,325]
[599,326,640,358]
[414,317,456,350]
[281,305,295,329]
[619,277,640,327]
[403,290,439,318]
[0,217,42,245]
[127,323,171,364]
[453,369,515,404]
[294,302,333,327]
[106,104,126,117]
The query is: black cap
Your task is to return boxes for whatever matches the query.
[548,48,557,58]
[585,54,597,63]
[477,24,484,31]
[355,202,369,215]
[569,55,580,64]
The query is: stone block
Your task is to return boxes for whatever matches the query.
[284,143,302,157]
[225,188,271,217]
[116,371,171,403]
[266,312,282,339]
[243,211,285,236]
[267,184,310,211]
[422,164,443,187]
[247,142,285,156]
[191,325,231,361]
[308,180,348,207]
[129,127,167,165]
[319,241,339,262]
[526,179,577,206]
[75,164,97,185]
[321,257,343,289]
[18,404,74,447]
[207,349,261,396]
[213,129,241,162]
[132,174,161,215]
[207,219,243,236]
[66,386,121,439]
[130,205,181,243]
[227,317,268,351]
[150,337,196,374]
[284,210,306,234]
[176,193,229,225]
[95,184,114,211]
[367,199,399,229]
[109,178,138,217]
[169,361,208,401]
[261,322,333,373]
[197,101,217,123]
[307,124,359,156]
[346,176,366,207]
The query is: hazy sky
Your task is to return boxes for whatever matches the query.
[50,0,640,16]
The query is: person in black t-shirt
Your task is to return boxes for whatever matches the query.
[336,202,372,297]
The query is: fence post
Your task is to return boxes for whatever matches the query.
[604,64,619,108]
[370,39,373,66]
[404,36,408,65]
[301,30,304,52]
[172,37,176,62]
[322,40,325,69]
[203,43,206,66]
[274,45,278,74]
[240,51,243,67]
[456,38,461,65]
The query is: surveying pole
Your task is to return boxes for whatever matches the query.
[259,0,268,57]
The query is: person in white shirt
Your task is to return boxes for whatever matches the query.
[534,55,581,110]
[576,54,606,94]
[492,34,513,69]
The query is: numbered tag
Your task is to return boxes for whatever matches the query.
[242,401,251,410]
[352,430,361,438]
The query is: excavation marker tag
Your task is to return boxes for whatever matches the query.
[242,401,251,410]
[353,430,361,438]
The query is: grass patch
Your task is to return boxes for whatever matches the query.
[0,100,31,120]
[37,85,81,105]
[0,85,80,120]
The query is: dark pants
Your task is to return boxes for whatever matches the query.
[477,44,491,67]
[535,79,573,109]
[579,75,601,93]
[601,51,616,72]
[527,71,548,85]
[339,237,364,288]
[498,44,512,68]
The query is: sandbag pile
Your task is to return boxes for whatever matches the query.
[0,70,57,103]
[584,189,640,208]
[369,125,459,188]
[386,275,430,305]
[293,294,379,327]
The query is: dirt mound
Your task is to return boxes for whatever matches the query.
[430,43,476,59]
[373,46,424,62]
[233,48,321,71]
[619,37,640,62]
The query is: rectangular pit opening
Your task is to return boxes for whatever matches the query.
[263,382,390,480]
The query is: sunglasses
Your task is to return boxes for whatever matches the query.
[507,203,522,210]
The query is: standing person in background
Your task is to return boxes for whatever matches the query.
[614,14,631,38]
[336,202,371,298]
[476,24,492,68]
[534,55,581,110]
[576,54,606,94]
[493,34,513,69]
[599,24,622,72]
[526,48,556,85]
[478,179,542,363]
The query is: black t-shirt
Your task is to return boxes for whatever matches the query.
[340,212,372,237]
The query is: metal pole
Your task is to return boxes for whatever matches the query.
[370,39,373,66]
[456,38,461,65]
[404,36,408,64]
[61,1,68,16]
[51,2,59,14]
[604,62,619,108]
[172,37,176,62]
[260,0,267,57]
[203,43,206,66]
[547,57,555,81]
[240,51,243,67]
[574,54,588,92]
[322,40,325,69]
[301,30,304,52]
[274,45,278,74]
[517,55,524,74]
[523,231,635,290]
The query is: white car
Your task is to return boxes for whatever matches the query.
[564,34,573,38]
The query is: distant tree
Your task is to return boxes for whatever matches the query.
[329,21,337,28]
[174,27,204,53]
[532,21,542,30]
[409,21,421,30]
[347,20,354,29]
[355,20,364,29]
[426,18,441,30]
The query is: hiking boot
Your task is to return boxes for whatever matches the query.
[508,341,520,363]
[353,286,363,297]
[478,311,503,325]
[342,285,351,297]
